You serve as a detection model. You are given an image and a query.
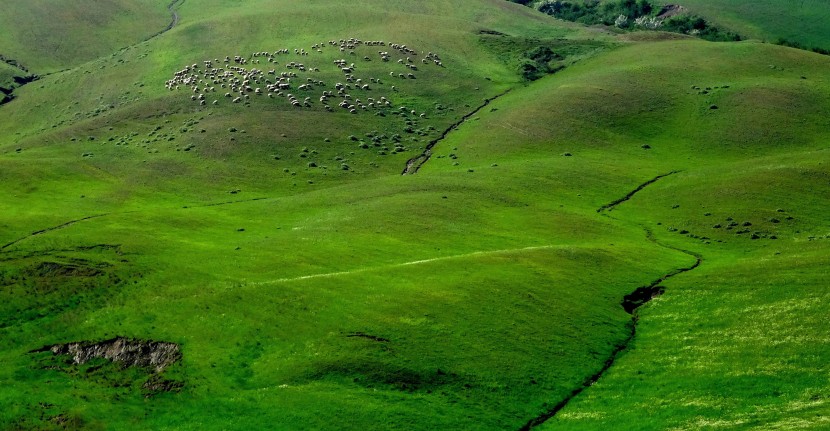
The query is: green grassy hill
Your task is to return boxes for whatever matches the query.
[0,0,173,73]
[424,38,830,429]
[0,1,828,429]
[661,0,830,49]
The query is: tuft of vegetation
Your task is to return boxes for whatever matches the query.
[520,46,564,80]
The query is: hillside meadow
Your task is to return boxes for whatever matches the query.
[0,0,828,429]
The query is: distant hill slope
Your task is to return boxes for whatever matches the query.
[0,0,173,73]
[660,0,830,49]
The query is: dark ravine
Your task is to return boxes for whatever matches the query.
[402,89,511,175]
[346,332,391,343]
[0,214,110,251]
[0,55,39,107]
[143,0,185,43]
[596,171,679,213]
[0,75,39,106]
[181,196,268,209]
[518,242,701,430]
[0,54,30,73]
[0,196,272,252]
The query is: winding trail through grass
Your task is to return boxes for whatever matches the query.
[596,171,679,213]
[518,233,701,430]
[402,89,511,175]
[249,245,557,285]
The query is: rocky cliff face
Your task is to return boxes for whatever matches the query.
[36,337,181,372]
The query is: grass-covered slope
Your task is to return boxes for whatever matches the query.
[546,163,830,430]
[0,1,657,429]
[660,0,830,50]
[1,0,829,429]
[0,0,173,73]
[421,38,830,429]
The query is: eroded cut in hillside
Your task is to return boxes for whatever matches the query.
[33,337,181,372]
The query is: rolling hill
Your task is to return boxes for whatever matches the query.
[0,0,827,429]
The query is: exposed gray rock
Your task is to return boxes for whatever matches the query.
[36,337,180,372]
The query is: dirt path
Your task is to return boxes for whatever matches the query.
[402,89,511,175]
[596,171,679,213]
[250,245,557,285]
[518,233,701,430]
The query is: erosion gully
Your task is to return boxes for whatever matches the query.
[519,171,700,429]
[402,89,511,174]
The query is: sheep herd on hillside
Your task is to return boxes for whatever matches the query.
[164,38,443,116]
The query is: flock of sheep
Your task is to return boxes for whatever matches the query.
[165,38,443,116]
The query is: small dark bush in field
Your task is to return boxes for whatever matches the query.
[519,46,564,81]
[641,144,651,149]
[307,162,317,168]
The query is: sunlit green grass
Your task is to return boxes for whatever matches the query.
[0,1,828,429]
[0,0,173,73]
